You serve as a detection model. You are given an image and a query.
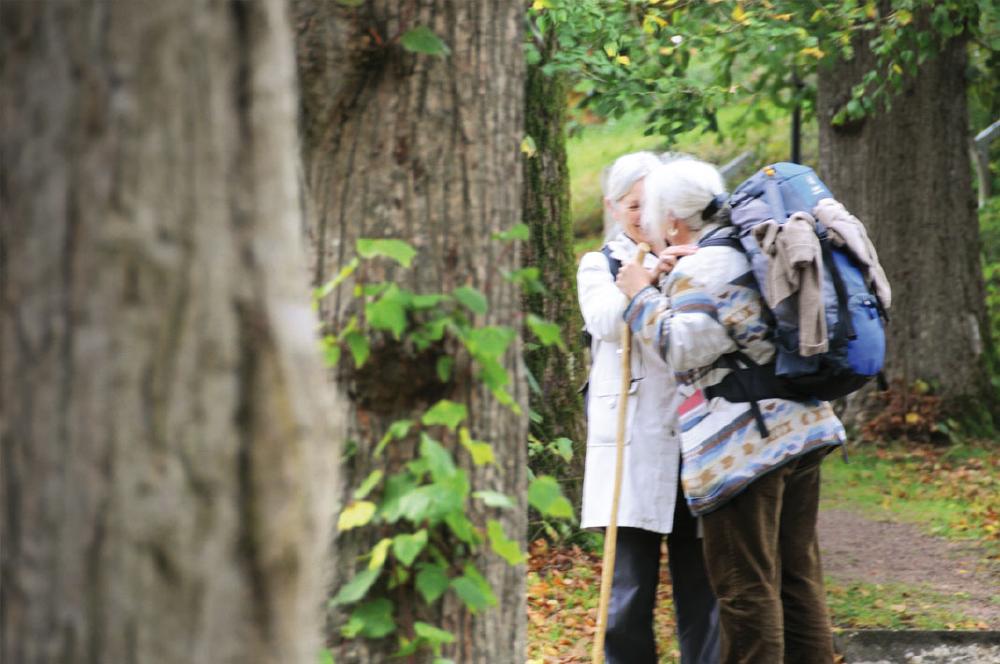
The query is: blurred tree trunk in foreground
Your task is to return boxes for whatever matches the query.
[294,1,527,661]
[1,2,339,662]
[817,9,997,427]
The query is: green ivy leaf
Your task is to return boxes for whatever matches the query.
[399,474,468,524]
[520,134,538,158]
[435,356,453,382]
[453,286,488,315]
[353,469,384,500]
[459,427,495,466]
[342,598,396,639]
[391,529,428,567]
[526,313,565,350]
[338,500,377,531]
[398,486,435,522]
[368,537,393,570]
[388,565,410,590]
[487,519,526,565]
[330,568,380,606]
[394,637,418,658]
[505,266,545,294]
[552,437,574,463]
[366,285,409,339]
[463,326,515,359]
[472,490,515,510]
[318,648,335,664]
[449,564,497,613]
[322,337,341,367]
[419,433,457,480]
[379,473,418,522]
[444,511,479,544]
[476,357,510,391]
[375,419,413,456]
[356,238,417,267]
[414,622,455,653]
[415,563,449,604]
[528,475,574,519]
[410,293,447,309]
[421,400,468,429]
[343,330,370,368]
[400,26,451,56]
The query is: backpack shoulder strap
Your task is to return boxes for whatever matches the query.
[601,244,623,278]
[697,227,744,251]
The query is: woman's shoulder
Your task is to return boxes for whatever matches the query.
[676,238,749,283]
[579,249,612,273]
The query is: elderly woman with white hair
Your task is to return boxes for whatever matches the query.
[577,152,720,664]
[615,157,846,664]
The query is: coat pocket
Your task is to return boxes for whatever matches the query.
[587,377,640,447]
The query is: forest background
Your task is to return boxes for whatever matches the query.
[2,1,999,663]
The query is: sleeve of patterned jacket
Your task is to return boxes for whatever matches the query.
[622,248,776,381]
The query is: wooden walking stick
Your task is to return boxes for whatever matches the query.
[593,243,650,664]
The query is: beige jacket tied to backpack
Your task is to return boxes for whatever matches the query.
[751,212,827,355]
[814,198,892,310]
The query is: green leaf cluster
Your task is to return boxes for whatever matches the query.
[320,236,577,657]
[529,0,999,138]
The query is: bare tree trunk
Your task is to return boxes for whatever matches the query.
[816,14,997,424]
[1,2,340,663]
[293,2,526,662]
[523,32,586,513]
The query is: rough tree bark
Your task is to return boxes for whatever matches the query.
[293,2,526,662]
[522,31,586,510]
[817,13,996,423]
[1,2,339,663]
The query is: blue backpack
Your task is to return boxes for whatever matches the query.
[700,163,887,435]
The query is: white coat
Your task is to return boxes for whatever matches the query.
[577,233,683,534]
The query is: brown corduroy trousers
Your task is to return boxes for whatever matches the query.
[700,447,835,664]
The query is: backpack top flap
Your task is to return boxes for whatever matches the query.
[731,162,833,225]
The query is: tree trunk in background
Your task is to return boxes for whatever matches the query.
[817,16,996,425]
[523,33,586,512]
[293,2,526,661]
[1,2,339,663]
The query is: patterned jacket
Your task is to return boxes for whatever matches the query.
[623,224,845,516]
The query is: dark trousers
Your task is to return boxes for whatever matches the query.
[700,448,834,664]
[605,484,721,664]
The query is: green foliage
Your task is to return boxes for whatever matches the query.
[318,236,576,656]
[528,475,574,519]
[400,26,451,57]
[530,1,1000,139]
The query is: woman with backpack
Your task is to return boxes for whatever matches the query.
[614,157,846,664]
[578,151,720,664]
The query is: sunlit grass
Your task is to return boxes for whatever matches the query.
[825,578,981,630]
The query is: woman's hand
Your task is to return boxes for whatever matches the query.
[654,244,699,276]
[615,262,656,299]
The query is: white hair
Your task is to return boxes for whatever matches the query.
[641,158,727,239]
[601,151,662,239]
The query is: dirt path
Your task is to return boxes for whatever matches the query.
[818,508,1000,628]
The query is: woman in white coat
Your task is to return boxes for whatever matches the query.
[578,152,719,664]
